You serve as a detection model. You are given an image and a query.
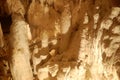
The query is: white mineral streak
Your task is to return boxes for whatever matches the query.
[91,38,104,80]
[32,45,39,74]
[103,35,109,40]
[61,4,71,34]
[93,13,99,24]
[84,19,104,79]
[93,28,103,60]
[33,45,39,54]
[55,20,61,36]
[109,7,120,19]
[83,13,89,24]
[77,28,91,80]
[33,52,48,75]
[78,28,89,61]
[10,20,33,80]
[66,67,81,80]
[0,23,4,47]
[63,66,71,79]
[25,24,32,40]
[93,13,99,29]
[41,31,49,48]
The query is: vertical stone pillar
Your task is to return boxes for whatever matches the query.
[9,14,33,80]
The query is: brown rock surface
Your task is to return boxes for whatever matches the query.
[0,0,120,80]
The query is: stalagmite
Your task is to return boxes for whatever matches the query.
[9,14,33,80]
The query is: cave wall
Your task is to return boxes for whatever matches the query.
[0,0,120,80]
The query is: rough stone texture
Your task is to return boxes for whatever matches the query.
[9,13,33,80]
[0,0,120,80]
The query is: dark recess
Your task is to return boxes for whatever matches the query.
[0,15,12,33]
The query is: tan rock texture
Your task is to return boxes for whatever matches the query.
[0,0,120,80]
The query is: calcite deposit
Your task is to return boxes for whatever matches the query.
[0,0,120,80]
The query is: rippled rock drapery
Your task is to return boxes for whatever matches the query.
[0,0,120,80]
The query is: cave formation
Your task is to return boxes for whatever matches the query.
[0,0,120,80]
